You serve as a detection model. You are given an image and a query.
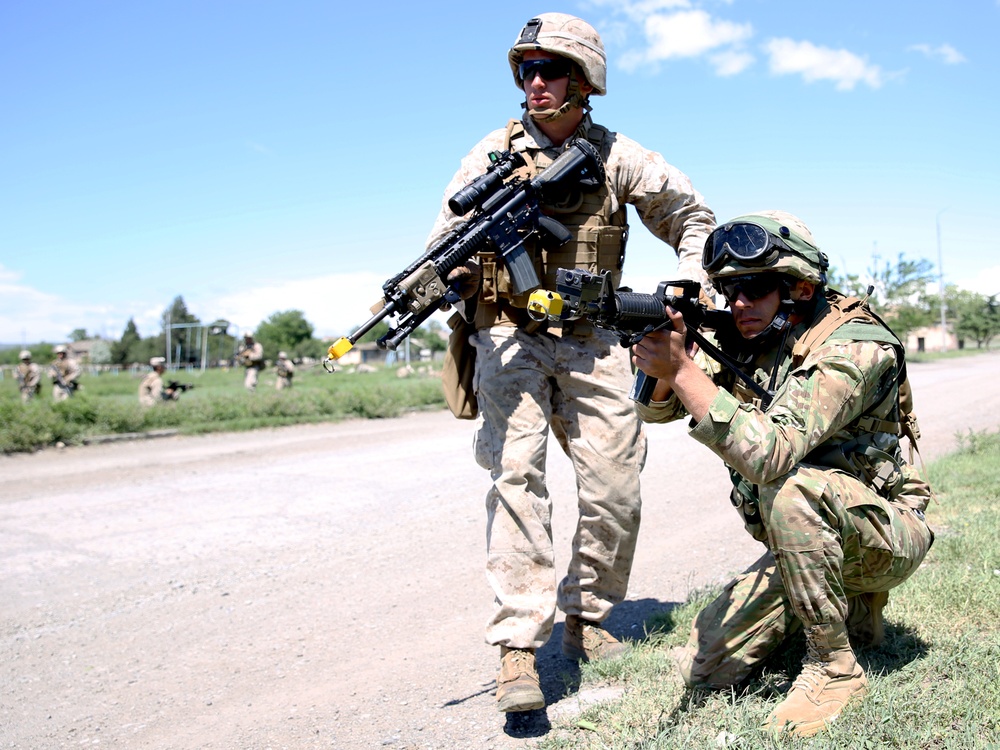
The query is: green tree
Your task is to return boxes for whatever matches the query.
[162,296,201,365]
[355,320,392,346]
[111,318,143,365]
[935,286,1000,349]
[68,328,88,342]
[89,339,112,365]
[255,310,315,359]
[415,320,447,355]
[865,253,936,342]
[826,265,866,297]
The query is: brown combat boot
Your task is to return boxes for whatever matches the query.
[562,615,629,662]
[496,647,544,712]
[846,590,889,648]
[763,622,868,737]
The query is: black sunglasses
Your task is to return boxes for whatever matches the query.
[717,274,785,303]
[518,58,572,83]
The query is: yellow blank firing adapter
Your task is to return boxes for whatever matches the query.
[327,337,353,360]
[527,289,564,322]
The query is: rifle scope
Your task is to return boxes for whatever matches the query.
[448,150,527,217]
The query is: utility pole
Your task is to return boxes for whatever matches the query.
[936,210,948,352]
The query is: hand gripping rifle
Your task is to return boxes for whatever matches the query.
[526,268,776,407]
[50,364,78,397]
[323,138,606,370]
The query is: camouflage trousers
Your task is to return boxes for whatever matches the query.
[681,464,933,687]
[244,366,259,392]
[470,324,647,650]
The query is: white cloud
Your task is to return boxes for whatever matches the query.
[710,49,755,76]
[764,37,884,90]
[642,10,753,60]
[588,0,692,23]
[0,264,119,344]
[908,43,967,65]
[197,271,453,340]
[0,263,450,346]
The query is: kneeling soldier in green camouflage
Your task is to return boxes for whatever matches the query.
[632,211,934,737]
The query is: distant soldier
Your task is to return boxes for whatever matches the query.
[139,357,181,407]
[275,351,295,390]
[237,332,264,392]
[50,344,81,401]
[15,350,42,402]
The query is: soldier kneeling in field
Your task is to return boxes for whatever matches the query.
[632,211,934,737]
[139,357,182,407]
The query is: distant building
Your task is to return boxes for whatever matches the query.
[906,324,958,353]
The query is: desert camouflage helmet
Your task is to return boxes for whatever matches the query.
[19,349,31,360]
[508,13,607,95]
[707,210,829,285]
[54,344,68,354]
[278,351,288,359]
[150,356,166,367]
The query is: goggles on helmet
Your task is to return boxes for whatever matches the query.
[716,274,786,304]
[518,58,572,83]
[702,221,796,274]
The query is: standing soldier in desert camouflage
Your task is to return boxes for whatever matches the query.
[237,332,264,393]
[274,351,295,390]
[425,12,715,713]
[50,344,81,401]
[632,211,934,737]
[16,350,42,402]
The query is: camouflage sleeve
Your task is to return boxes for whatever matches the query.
[424,129,509,250]
[605,133,715,286]
[687,340,899,485]
[634,341,727,424]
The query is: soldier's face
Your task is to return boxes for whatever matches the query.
[730,288,782,339]
[521,50,570,112]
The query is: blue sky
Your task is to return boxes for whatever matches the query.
[2,0,998,343]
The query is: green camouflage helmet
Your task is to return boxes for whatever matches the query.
[508,13,607,95]
[706,210,829,285]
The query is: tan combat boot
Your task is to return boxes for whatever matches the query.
[562,615,629,662]
[846,590,889,648]
[764,622,868,737]
[496,647,544,712]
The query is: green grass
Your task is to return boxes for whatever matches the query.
[538,430,1000,749]
[0,362,446,453]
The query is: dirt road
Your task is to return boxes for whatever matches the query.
[2,353,998,749]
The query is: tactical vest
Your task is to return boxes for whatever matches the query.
[729,290,922,537]
[793,290,920,484]
[473,119,629,330]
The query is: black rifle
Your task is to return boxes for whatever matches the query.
[50,365,79,396]
[165,381,195,393]
[527,268,775,407]
[324,138,606,368]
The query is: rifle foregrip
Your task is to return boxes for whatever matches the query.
[629,370,658,406]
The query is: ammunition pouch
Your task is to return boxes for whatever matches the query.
[804,440,906,502]
[729,474,768,543]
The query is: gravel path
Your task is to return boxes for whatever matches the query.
[1,352,998,749]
